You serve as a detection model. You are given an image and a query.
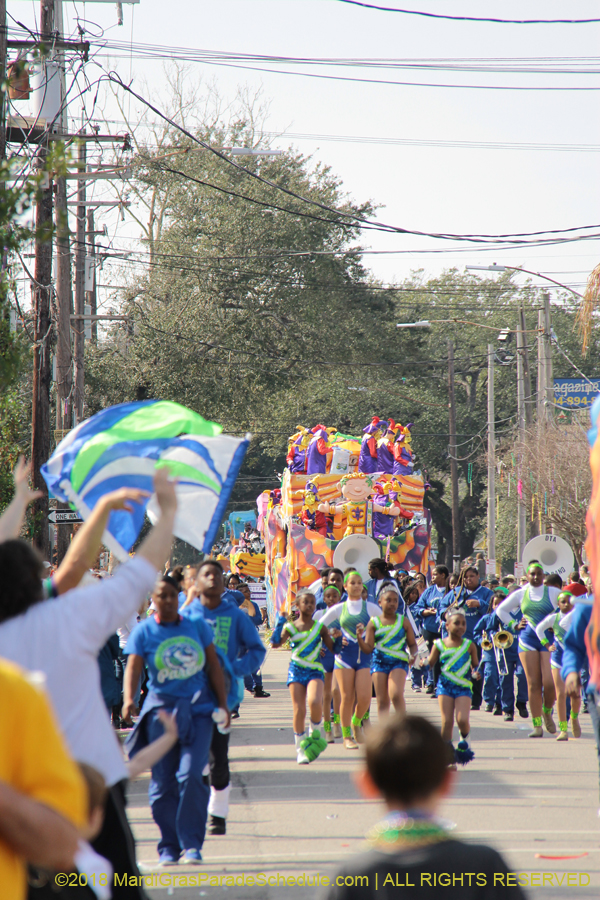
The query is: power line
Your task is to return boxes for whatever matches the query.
[336,1,600,25]
[100,75,600,247]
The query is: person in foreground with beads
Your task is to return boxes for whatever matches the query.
[355,583,418,716]
[317,570,383,749]
[271,590,337,764]
[496,562,560,738]
[428,610,480,767]
[320,715,526,900]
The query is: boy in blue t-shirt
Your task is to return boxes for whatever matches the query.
[183,560,266,835]
[123,574,229,866]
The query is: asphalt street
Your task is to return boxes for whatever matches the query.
[127,644,600,899]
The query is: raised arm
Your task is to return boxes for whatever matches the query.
[136,467,177,570]
[54,487,151,594]
[0,458,41,542]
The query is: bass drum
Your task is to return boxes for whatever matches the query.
[333,534,382,582]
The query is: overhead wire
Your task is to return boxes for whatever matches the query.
[102,73,600,248]
[335,1,600,25]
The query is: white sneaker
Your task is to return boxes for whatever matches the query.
[333,722,342,738]
[325,727,335,744]
[296,747,310,764]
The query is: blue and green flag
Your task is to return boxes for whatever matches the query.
[42,400,249,559]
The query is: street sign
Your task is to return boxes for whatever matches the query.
[554,378,600,409]
[48,510,84,524]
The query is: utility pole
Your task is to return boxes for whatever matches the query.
[516,314,527,573]
[543,292,553,418]
[518,307,534,426]
[87,207,97,343]
[30,0,55,559]
[537,308,546,421]
[447,340,460,573]
[487,344,495,575]
[73,136,86,421]
[0,0,7,163]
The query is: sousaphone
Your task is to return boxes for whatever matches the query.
[332,534,381,582]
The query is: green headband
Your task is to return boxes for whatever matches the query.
[527,563,544,574]
[325,585,341,595]
[344,570,362,585]
[557,591,573,602]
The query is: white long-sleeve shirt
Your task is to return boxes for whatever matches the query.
[496,584,560,626]
[0,556,157,786]
[535,611,567,645]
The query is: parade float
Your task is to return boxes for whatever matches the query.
[259,418,432,619]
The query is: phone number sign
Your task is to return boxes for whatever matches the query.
[554,378,600,408]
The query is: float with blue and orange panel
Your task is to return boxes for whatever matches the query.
[260,417,432,620]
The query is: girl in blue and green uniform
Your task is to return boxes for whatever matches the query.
[271,590,335,764]
[318,571,382,749]
[497,563,560,738]
[535,589,581,741]
[356,583,418,716]
[428,610,481,767]
[314,584,344,743]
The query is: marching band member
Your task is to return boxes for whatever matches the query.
[473,590,528,721]
[496,563,560,738]
[535,584,587,740]
[271,591,336,764]
[356,583,418,716]
[314,584,344,742]
[414,565,449,694]
[428,610,481,767]
[317,571,382,749]
[439,566,492,711]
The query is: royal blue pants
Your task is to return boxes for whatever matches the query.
[244,669,263,690]
[483,658,501,707]
[483,656,528,711]
[501,656,528,710]
[147,707,213,856]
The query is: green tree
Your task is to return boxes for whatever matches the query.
[86,83,600,558]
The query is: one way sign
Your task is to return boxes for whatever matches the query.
[48,510,84,524]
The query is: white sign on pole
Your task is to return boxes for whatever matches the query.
[486,558,496,576]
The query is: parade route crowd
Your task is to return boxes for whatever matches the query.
[1,461,599,900]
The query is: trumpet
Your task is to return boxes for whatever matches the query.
[480,631,494,652]
[492,630,514,676]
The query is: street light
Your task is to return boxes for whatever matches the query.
[465,264,583,299]
[219,148,283,157]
